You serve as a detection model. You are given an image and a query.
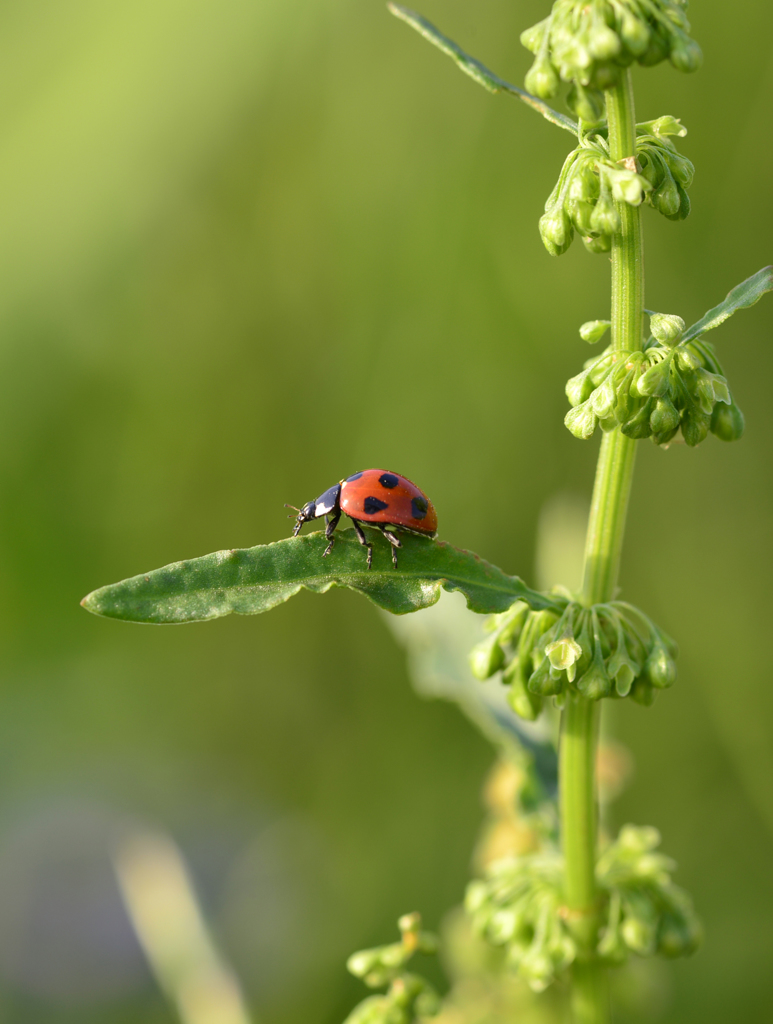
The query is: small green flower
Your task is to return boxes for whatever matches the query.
[649,312,685,345]
[580,319,612,344]
[545,633,583,682]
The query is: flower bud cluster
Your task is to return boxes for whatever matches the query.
[565,312,744,446]
[345,913,441,1024]
[596,825,702,961]
[522,0,701,123]
[539,122,693,256]
[465,852,571,992]
[465,825,699,991]
[470,598,676,719]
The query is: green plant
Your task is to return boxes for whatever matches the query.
[81,3,772,1021]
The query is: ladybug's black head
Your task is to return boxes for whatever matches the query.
[291,501,317,536]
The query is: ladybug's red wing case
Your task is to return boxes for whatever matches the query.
[339,470,437,536]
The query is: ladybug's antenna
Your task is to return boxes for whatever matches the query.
[284,503,301,513]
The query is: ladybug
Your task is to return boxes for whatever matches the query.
[287,470,437,570]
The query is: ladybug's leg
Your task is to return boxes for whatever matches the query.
[377,524,402,569]
[351,519,373,570]
[322,510,341,558]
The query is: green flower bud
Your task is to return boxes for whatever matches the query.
[519,947,555,993]
[539,208,574,256]
[620,11,650,56]
[465,880,488,915]
[582,233,612,254]
[639,26,670,67]
[617,823,661,853]
[566,197,595,235]
[590,60,621,92]
[614,388,637,425]
[589,352,615,386]
[525,56,560,99]
[656,915,692,958]
[681,408,710,446]
[597,891,627,964]
[607,166,649,206]
[565,399,598,440]
[664,182,691,221]
[578,613,612,699]
[590,377,617,419]
[580,320,611,344]
[415,986,441,1016]
[650,313,685,345]
[487,907,520,944]
[664,3,690,31]
[566,82,604,123]
[343,994,389,1024]
[590,194,621,236]
[645,638,677,688]
[606,627,641,698]
[545,633,583,683]
[621,891,659,955]
[598,922,628,964]
[670,33,703,73]
[692,370,717,415]
[520,18,550,55]
[712,376,731,405]
[630,678,656,706]
[621,398,654,438]
[495,601,530,646]
[348,949,382,978]
[637,152,664,189]
[652,424,680,447]
[621,913,657,956]
[588,21,620,61]
[635,358,672,397]
[528,654,565,697]
[379,942,409,969]
[649,397,680,437]
[566,368,595,406]
[650,168,680,216]
[577,656,612,700]
[662,150,695,188]
[639,116,686,139]
[568,159,600,202]
[676,346,701,371]
[710,400,745,441]
[469,635,505,680]
[505,661,543,721]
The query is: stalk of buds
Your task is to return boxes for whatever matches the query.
[344,913,441,1024]
[470,597,677,719]
[466,824,699,992]
[539,118,693,257]
[564,310,744,446]
[522,0,701,123]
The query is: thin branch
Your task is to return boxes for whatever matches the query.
[388,3,578,136]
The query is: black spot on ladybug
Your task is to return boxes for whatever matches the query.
[363,496,389,514]
[346,472,364,482]
[411,496,428,519]
[379,473,399,489]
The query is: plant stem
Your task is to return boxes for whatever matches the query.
[560,68,644,1024]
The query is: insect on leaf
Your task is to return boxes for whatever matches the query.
[81,528,561,624]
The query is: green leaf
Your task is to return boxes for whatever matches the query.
[387,3,578,136]
[682,267,773,344]
[81,528,559,624]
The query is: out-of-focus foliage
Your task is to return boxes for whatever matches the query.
[0,1,771,1023]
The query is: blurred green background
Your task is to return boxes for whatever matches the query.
[0,0,771,1021]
